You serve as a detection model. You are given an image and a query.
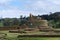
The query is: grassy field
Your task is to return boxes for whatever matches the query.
[5,37,60,40]
[0,31,60,40]
[0,31,47,37]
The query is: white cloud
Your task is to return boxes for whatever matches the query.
[0,0,14,10]
[32,1,47,8]
[29,0,60,13]
[0,9,31,18]
[47,0,60,5]
[0,0,12,4]
[0,0,60,18]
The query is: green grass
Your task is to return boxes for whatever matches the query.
[54,28,60,30]
[0,31,20,38]
[6,37,60,40]
[0,31,60,40]
[0,31,46,37]
[0,22,3,27]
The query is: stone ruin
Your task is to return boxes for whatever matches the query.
[19,13,54,32]
[9,13,54,33]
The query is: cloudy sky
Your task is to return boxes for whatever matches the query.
[0,0,60,18]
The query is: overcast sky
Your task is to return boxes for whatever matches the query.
[0,0,60,18]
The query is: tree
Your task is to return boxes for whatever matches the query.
[12,18,20,26]
[3,18,11,26]
[19,15,27,26]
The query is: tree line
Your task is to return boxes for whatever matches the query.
[0,12,60,28]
